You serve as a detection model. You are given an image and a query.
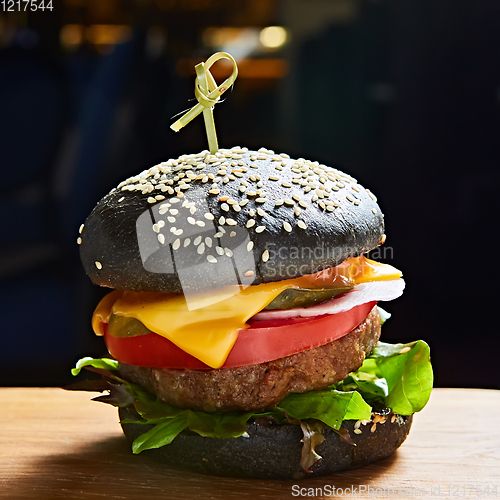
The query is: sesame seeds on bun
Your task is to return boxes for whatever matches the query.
[79,147,385,293]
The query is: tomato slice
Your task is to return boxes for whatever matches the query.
[103,301,376,370]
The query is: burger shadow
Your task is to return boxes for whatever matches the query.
[5,435,401,499]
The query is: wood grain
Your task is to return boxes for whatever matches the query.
[1,388,499,499]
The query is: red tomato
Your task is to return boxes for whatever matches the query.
[103,301,376,370]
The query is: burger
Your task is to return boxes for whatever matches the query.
[70,146,433,479]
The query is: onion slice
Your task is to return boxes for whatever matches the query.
[252,279,405,321]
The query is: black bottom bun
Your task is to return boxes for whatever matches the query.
[118,407,413,479]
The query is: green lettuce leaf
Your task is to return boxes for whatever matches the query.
[131,413,189,454]
[277,389,371,430]
[369,340,433,414]
[71,357,119,376]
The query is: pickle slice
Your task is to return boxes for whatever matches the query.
[108,314,152,338]
[264,286,354,310]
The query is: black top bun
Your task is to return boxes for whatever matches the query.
[79,147,384,293]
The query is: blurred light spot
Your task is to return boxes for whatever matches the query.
[86,25,132,46]
[60,24,83,50]
[203,27,260,60]
[259,26,288,49]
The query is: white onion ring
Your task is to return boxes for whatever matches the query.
[253,279,405,321]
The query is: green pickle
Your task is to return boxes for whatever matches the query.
[264,286,353,310]
[108,314,152,338]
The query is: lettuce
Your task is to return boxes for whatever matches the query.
[69,339,432,461]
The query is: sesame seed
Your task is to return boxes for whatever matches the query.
[205,213,214,220]
[224,248,233,257]
[239,199,249,207]
[297,220,307,230]
[207,255,217,264]
[346,194,355,202]
[275,200,284,207]
[352,185,360,193]
[269,176,279,181]
[244,270,255,277]
[256,208,265,217]
[209,189,220,195]
[353,429,362,435]
[255,225,266,233]
[372,208,377,214]
[157,234,165,244]
[294,207,302,216]
[246,219,256,228]
[170,209,179,215]
[147,197,156,204]
[326,206,335,212]
[219,216,225,225]
[371,424,377,433]
[283,221,292,232]
[284,199,295,206]
[247,241,254,251]
[155,195,165,200]
[95,261,102,269]
[79,224,85,234]
[173,239,181,250]
[219,196,229,202]
[174,229,183,235]
[184,238,191,247]
[197,243,205,254]
[118,197,125,202]
[194,236,202,245]
[221,203,230,212]
[249,209,256,217]
[205,237,212,247]
[187,217,195,225]
[170,197,180,204]
[196,221,205,227]
[190,206,196,214]
[230,231,236,237]
[262,250,269,262]
[281,182,292,188]
[153,224,160,233]
[226,218,237,226]
[233,204,241,212]
[168,216,176,223]
[77,237,82,245]
[255,198,266,204]
[216,246,224,255]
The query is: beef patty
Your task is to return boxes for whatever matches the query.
[118,305,381,412]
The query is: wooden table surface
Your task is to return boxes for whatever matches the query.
[1,388,499,499]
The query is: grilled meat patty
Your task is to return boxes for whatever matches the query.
[118,305,381,412]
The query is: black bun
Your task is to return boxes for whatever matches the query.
[79,147,384,293]
[119,407,412,479]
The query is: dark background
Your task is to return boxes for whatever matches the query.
[1,0,498,389]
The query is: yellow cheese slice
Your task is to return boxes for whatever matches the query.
[92,256,401,369]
